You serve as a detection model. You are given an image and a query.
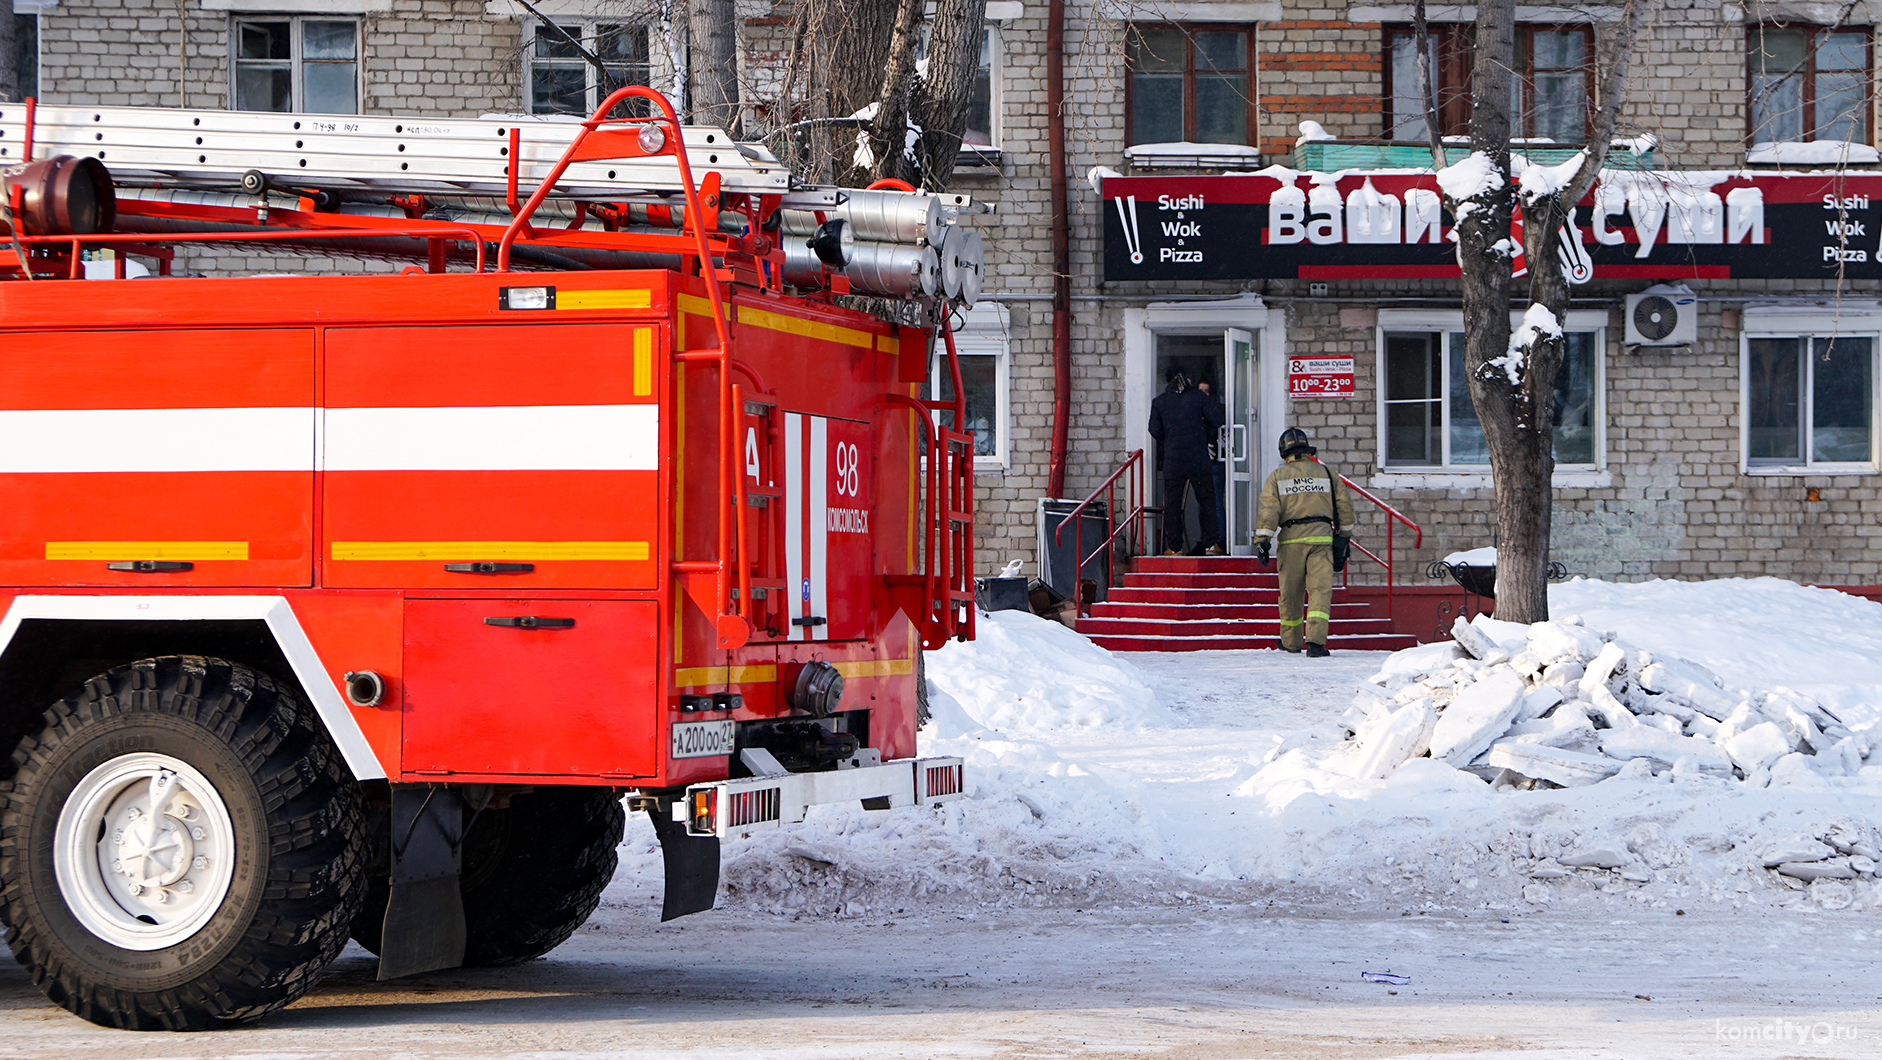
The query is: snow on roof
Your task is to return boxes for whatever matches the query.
[1295,120,1337,147]
[1434,150,1504,201]
[1125,141,1264,160]
[1748,140,1882,165]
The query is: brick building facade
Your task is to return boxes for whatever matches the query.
[14,0,1882,591]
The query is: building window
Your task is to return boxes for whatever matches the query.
[13,14,36,100]
[1386,24,1591,143]
[233,18,358,114]
[1381,327,1599,468]
[965,25,1000,151]
[923,305,1010,468]
[1126,24,1255,146]
[917,23,1002,159]
[1748,25,1871,144]
[1744,328,1876,470]
[526,22,650,116]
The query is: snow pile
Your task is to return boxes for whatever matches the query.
[640,579,1882,922]
[923,609,1171,733]
[1552,576,1882,729]
[1295,120,1336,146]
[1269,611,1872,792]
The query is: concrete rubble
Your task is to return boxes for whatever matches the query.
[1327,613,1882,890]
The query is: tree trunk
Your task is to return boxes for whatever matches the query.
[913,0,987,187]
[795,0,902,184]
[0,0,17,104]
[687,0,739,134]
[658,0,688,118]
[861,0,924,185]
[1453,0,1548,621]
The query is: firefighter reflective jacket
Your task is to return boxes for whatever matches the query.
[1256,455,1356,547]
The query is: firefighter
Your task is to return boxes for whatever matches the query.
[1148,366,1225,555]
[1254,427,1355,656]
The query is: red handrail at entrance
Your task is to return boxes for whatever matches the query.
[1053,452,1420,623]
[1334,471,1422,621]
[1052,449,1149,612]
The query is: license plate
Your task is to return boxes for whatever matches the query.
[670,719,736,759]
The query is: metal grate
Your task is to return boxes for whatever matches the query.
[729,786,782,828]
[925,763,963,798]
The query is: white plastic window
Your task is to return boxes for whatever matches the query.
[525,21,650,116]
[1742,312,1880,472]
[1378,315,1603,470]
[924,304,1011,469]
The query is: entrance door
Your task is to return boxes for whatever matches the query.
[1221,328,1258,553]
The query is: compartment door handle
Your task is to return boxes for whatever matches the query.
[483,616,576,629]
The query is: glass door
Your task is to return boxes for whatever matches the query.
[1222,328,1258,553]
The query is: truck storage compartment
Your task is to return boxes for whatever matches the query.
[400,597,660,777]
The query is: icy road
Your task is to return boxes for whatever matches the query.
[6,579,1882,1058]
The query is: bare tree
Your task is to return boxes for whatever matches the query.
[688,0,739,133]
[0,0,17,104]
[914,0,989,186]
[1417,0,1648,622]
[773,0,987,188]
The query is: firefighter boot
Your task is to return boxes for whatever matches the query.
[1303,642,1330,657]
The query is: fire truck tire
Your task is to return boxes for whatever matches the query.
[351,786,625,967]
[0,655,366,1031]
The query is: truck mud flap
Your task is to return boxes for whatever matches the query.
[648,806,720,922]
[378,784,471,979]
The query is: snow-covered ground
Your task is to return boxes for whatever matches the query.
[639,577,1882,924]
[9,576,1882,1057]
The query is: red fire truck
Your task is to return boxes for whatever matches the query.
[0,88,976,1030]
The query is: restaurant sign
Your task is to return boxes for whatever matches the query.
[1102,171,1882,282]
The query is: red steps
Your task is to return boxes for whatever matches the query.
[1084,555,1418,653]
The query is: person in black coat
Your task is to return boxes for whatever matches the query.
[1148,366,1225,555]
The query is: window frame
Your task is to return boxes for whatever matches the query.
[1383,22,1593,143]
[925,304,1012,471]
[1740,307,1882,475]
[1124,22,1258,148]
[1374,309,1608,475]
[522,20,652,118]
[1746,23,1874,146]
[230,16,361,115]
[917,21,1004,162]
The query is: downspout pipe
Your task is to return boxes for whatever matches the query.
[1046,0,1071,498]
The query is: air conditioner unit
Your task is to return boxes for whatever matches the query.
[1624,283,1698,346]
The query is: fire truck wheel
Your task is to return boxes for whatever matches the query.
[0,656,366,1031]
[351,786,625,967]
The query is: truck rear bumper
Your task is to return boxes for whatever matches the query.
[675,755,965,839]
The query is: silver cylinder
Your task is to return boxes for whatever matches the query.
[845,241,938,298]
[780,189,946,245]
[935,225,964,300]
[957,229,984,308]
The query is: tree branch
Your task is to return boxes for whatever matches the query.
[508,0,619,102]
[1414,0,1446,172]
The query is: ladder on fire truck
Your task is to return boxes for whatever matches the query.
[0,89,977,648]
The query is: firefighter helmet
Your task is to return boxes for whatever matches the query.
[1278,427,1315,458]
